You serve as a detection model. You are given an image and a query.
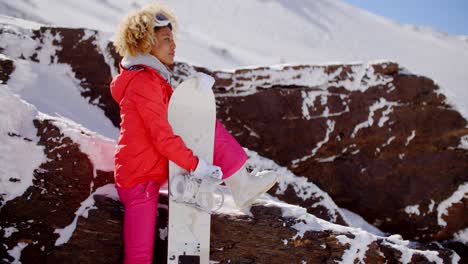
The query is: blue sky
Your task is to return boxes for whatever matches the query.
[343,0,468,35]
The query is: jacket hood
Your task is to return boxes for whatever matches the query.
[110,54,172,104]
[110,66,144,104]
[121,53,172,82]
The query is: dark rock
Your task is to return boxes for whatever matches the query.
[0,56,14,84]
[0,118,114,263]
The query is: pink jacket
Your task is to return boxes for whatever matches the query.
[111,61,246,187]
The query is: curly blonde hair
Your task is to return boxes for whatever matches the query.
[114,3,178,57]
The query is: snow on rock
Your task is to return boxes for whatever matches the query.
[453,228,468,245]
[245,149,345,224]
[54,183,117,246]
[6,60,118,139]
[0,85,47,206]
[0,18,119,139]
[437,182,468,227]
[335,232,375,263]
[6,242,28,264]
[339,208,385,236]
[458,135,468,150]
[0,18,58,63]
[49,116,115,172]
[212,58,468,244]
[260,198,453,264]
[301,90,324,120]
[377,100,399,127]
[404,205,421,217]
[405,130,417,146]
[1,226,19,238]
[214,62,394,97]
[292,119,335,165]
[351,98,400,138]
[87,29,119,78]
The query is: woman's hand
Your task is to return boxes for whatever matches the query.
[193,158,223,180]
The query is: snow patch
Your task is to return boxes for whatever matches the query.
[316,155,338,163]
[336,232,375,264]
[405,130,416,146]
[301,90,323,120]
[2,226,19,238]
[54,184,118,246]
[404,205,420,216]
[381,239,443,264]
[352,98,399,138]
[35,29,62,64]
[437,182,468,226]
[428,200,435,213]
[381,136,396,148]
[92,30,119,78]
[453,228,468,245]
[7,59,119,139]
[458,135,468,150]
[7,242,28,264]
[159,227,168,241]
[292,119,335,165]
[0,86,47,206]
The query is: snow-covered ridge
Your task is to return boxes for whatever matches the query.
[212,62,396,96]
[245,149,345,224]
[260,198,459,264]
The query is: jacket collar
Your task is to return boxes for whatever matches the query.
[121,53,172,84]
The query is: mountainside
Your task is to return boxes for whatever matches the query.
[1,0,468,121]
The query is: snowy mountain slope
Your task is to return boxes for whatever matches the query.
[0,16,119,139]
[1,0,467,121]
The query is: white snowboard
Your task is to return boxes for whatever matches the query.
[167,75,216,264]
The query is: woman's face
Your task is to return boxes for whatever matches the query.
[151,26,176,66]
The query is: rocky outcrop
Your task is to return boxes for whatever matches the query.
[0,56,14,84]
[0,116,459,263]
[207,63,468,244]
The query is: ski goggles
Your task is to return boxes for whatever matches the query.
[154,13,171,28]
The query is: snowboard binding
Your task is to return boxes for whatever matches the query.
[169,173,225,214]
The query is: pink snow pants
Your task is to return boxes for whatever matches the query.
[117,180,161,264]
[214,119,248,179]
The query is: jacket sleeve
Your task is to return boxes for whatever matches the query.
[127,73,199,171]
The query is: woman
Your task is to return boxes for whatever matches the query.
[111,3,277,263]
[111,4,222,263]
